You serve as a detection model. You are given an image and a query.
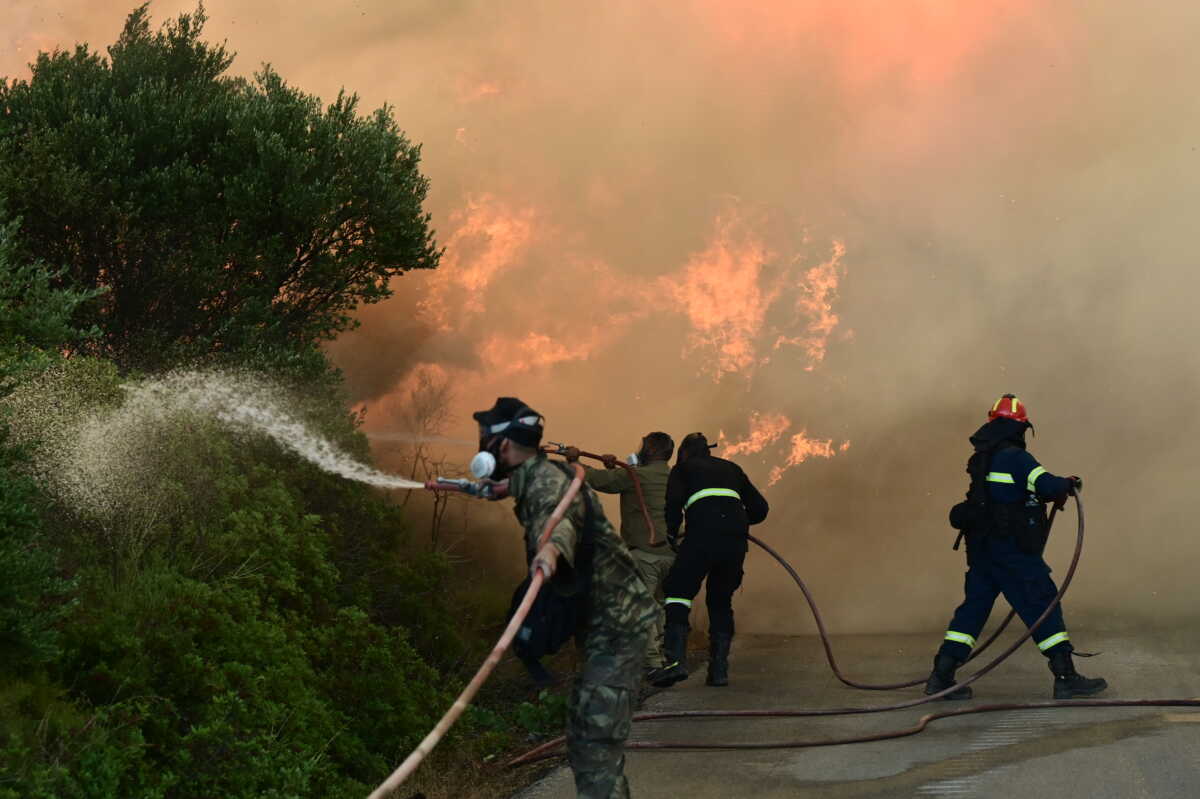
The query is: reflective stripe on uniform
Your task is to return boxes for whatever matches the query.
[986,472,1015,484]
[944,630,976,648]
[665,597,693,608]
[1037,631,1070,651]
[685,487,741,509]
[1027,466,1047,493]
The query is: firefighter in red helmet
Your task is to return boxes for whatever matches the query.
[928,394,1107,700]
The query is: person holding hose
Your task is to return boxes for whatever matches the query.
[929,394,1108,700]
[470,397,655,798]
[566,433,677,683]
[653,432,769,688]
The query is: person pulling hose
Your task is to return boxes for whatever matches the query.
[931,393,1107,700]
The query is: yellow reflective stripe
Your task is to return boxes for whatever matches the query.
[992,397,1004,413]
[665,597,693,608]
[1011,396,1021,415]
[1037,631,1070,651]
[1027,466,1047,493]
[986,472,1015,484]
[944,630,976,647]
[685,488,741,509]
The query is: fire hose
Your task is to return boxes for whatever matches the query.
[505,488,1200,767]
[366,463,585,799]
[371,450,1199,791]
[543,443,663,545]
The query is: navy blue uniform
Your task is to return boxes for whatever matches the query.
[940,422,1075,661]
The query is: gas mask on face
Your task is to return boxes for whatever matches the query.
[470,434,505,480]
[470,398,545,481]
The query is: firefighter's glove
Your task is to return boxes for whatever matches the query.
[563,447,581,463]
[1066,476,1083,495]
[600,454,618,470]
[532,542,560,579]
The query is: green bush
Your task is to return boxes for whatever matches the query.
[0,362,476,798]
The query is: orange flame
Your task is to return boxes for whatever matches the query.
[479,330,600,375]
[666,210,778,381]
[719,411,792,456]
[775,240,846,371]
[767,430,850,486]
[418,194,536,330]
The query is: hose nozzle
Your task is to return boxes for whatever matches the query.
[425,477,508,500]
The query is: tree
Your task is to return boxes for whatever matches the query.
[0,4,440,370]
[0,214,101,394]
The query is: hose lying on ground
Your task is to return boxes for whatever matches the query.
[366,463,585,799]
[507,492,1200,766]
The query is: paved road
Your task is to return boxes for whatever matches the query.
[514,631,1200,798]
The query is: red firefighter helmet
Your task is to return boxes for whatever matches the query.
[988,393,1028,423]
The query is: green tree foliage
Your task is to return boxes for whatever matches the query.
[0,361,462,798]
[0,215,101,394]
[0,4,440,370]
[0,7,539,797]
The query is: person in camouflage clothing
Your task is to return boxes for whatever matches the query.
[566,433,675,680]
[472,397,656,798]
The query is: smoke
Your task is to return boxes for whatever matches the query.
[9,1,1200,632]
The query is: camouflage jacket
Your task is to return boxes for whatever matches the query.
[584,460,671,553]
[509,454,656,638]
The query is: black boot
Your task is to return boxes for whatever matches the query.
[706,632,732,687]
[923,652,973,700]
[651,624,690,687]
[1048,649,1107,699]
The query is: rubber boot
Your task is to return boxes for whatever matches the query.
[706,632,732,687]
[1048,649,1107,699]
[923,652,973,700]
[651,624,689,687]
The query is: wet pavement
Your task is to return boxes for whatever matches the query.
[513,631,1200,798]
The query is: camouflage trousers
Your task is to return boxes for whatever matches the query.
[629,548,675,670]
[567,622,650,798]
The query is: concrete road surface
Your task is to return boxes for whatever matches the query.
[514,630,1200,798]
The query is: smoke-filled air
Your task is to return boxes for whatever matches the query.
[9,0,1196,632]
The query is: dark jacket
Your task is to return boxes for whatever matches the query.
[665,453,769,539]
[968,418,1073,504]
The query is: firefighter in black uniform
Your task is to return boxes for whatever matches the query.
[653,433,769,688]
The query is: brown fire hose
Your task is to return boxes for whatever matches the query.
[507,492,1200,766]
[748,506,1054,692]
[367,463,585,798]
[544,446,663,546]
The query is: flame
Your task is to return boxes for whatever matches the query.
[479,330,600,375]
[417,194,536,330]
[666,209,778,381]
[719,411,792,456]
[775,240,846,371]
[767,431,850,486]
